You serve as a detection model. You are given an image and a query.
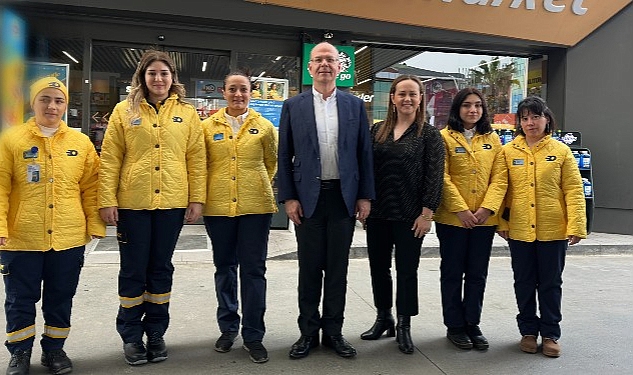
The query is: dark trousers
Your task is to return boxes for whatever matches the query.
[365,218,423,316]
[116,208,185,343]
[436,223,495,329]
[295,184,355,336]
[508,239,567,340]
[1,246,84,353]
[204,214,271,343]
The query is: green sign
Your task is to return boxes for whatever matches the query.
[302,43,355,87]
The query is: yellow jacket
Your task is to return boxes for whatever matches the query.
[498,135,587,241]
[435,128,507,227]
[0,119,105,251]
[202,108,278,216]
[99,95,206,210]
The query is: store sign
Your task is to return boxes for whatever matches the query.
[302,43,355,87]
[441,0,588,16]
[250,0,632,46]
[195,80,223,98]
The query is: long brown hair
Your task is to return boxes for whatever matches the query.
[126,49,187,121]
[447,87,493,134]
[375,75,426,143]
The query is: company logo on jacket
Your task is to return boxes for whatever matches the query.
[66,150,79,156]
[482,143,492,150]
[545,155,557,162]
[172,116,183,123]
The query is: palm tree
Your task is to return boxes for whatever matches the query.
[469,57,519,115]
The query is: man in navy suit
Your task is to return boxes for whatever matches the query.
[277,42,375,359]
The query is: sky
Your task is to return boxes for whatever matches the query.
[404,51,501,73]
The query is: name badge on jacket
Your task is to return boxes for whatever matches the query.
[455,147,466,154]
[512,159,525,166]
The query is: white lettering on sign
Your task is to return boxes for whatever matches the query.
[441,0,587,15]
[354,93,375,103]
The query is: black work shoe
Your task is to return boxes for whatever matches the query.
[147,332,168,363]
[123,342,148,366]
[466,325,489,350]
[447,328,473,350]
[288,335,319,359]
[7,348,31,375]
[214,331,238,353]
[41,349,73,374]
[322,334,357,358]
[243,341,269,363]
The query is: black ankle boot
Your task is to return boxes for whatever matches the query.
[361,309,396,340]
[396,315,414,354]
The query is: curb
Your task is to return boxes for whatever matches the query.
[267,244,633,260]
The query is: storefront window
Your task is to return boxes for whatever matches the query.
[236,52,300,128]
[25,36,83,128]
[89,43,230,151]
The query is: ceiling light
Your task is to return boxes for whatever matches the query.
[62,51,79,64]
[256,71,266,78]
[202,61,207,72]
[275,56,282,61]
[354,46,368,55]
[357,78,372,85]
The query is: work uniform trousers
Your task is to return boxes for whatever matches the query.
[295,182,355,337]
[508,239,566,340]
[436,223,495,329]
[116,208,185,344]
[1,246,84,354]
[203,214,272,343]
[366,218,423,317]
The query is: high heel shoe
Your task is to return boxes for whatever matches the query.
[360,308,396,340]
[396,315,414,354]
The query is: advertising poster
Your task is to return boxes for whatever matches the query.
[425,78,459,129]
[301,43,355,87]
[249,99,283,127]
[249,77,288,127]
[1,8,26,129]
[24,62,69,122]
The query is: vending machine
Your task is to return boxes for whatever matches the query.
[558,131,594,234]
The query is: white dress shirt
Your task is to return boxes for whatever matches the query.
[463,127,475,145]
[312,87,339,180]
[224,110,249,135]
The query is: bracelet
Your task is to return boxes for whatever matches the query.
[421,214,434,221]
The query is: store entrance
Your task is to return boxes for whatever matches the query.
[88,43,231,152]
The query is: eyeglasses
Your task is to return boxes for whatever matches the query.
[310,57,339,64]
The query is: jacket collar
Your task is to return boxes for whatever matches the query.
[26,117,70,137]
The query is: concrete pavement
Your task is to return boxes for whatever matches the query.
[86,223,633,263]
[1,226,632,374]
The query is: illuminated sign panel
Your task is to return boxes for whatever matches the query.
[248,0,632,46]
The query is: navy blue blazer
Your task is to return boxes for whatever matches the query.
[277,89,375,219]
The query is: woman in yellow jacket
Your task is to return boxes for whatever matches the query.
[435,88,507,351]
[202,72,277,364]
[98,50,206,366]
[0,77,105,375]
[497,96,586,358]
